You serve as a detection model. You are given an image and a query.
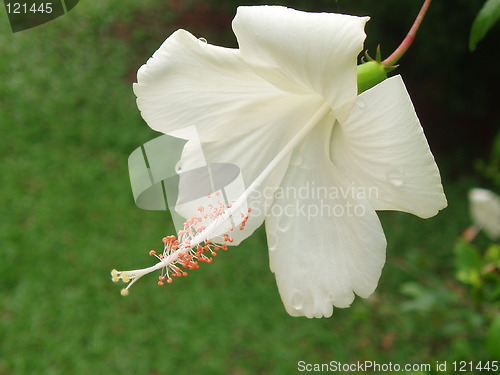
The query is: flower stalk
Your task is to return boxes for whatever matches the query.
[357,0,433,93]
[382,0,432,67]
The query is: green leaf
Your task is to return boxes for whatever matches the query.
[485,244,500,262]
[454,239,482,287]
[399,282,437,312]
[487,314,500,358]
[469,0,500,51]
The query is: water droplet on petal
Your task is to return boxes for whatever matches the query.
[387,168,405,187]
[267,233,277,252]
[276,216,292,233]
[175,161,182,174]
[198,37,208,46]
[291,290,304,310]
[356,98,366,108]
[289,151,304,167]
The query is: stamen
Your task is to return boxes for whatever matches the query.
[111,196,247,295]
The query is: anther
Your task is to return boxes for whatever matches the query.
[112,195,250,295]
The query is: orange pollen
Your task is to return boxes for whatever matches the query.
[114,194,252,295]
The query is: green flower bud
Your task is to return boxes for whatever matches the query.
[357,60,387,94]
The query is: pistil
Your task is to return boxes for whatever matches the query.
[112,103,332,295]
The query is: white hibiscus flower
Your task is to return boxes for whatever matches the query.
[112,5,447,318]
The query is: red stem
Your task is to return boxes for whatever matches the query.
[382,0,432,67]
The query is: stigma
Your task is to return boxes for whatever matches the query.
[111,196,251,296]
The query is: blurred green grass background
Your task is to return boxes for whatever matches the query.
[0,1,498,374]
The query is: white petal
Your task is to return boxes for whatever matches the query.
[267,117,386,318]
[331,75,447,218]
[233,6,368,109]
[469,188,500,240]
[186,97,331,246]
[134,30,331,244]
[174,125,294,246]
[134,29,317,140]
